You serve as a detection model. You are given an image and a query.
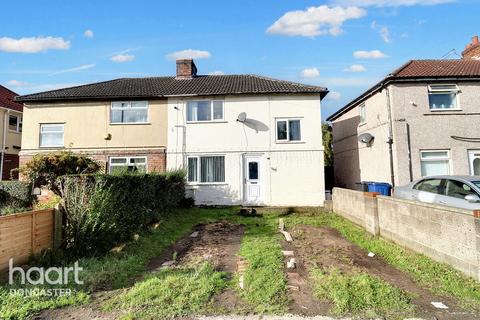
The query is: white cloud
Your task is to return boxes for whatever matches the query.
[84,30,94,38]
[111,54,135,63]
[331,0,454,7]
[5,79,29,87]
[344,64,367,72]
[353,50,388,59]
[300,67,320,78]
[166,49,211,60]
[371,21,391,43]
[326,91,342,100]
[266,5,366,37]
[50,64,95,75]
[208,71,225,75]
[0,36,70,53]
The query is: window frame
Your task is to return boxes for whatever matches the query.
[420,149,451,176]
[444,179,480,199]
[186,100,225,123]
[108,156,148,173]
[110,101,149,124]
[428,84,461,111]
[359,103,366,124]
[8,115,22,133]
[413,178,445,195]
[186,155,226,185]
[275,118,303,143]
[39,123,64,148]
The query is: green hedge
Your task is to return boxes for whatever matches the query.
[0,181,34,211]
[57,171,186,257]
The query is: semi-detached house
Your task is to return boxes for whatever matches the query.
[17,59,328,206]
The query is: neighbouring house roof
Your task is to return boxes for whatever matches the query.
[0,85,23,112]
[327,59,480,121]
[16,74,328,102]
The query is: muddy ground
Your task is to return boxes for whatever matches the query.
[287,224,479,320]
[35,221,245,320]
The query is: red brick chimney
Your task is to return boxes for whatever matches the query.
[176,59,197,79]
[462,35,480,60]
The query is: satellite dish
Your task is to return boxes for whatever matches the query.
[358,133,374,145]
[237,112,247,123]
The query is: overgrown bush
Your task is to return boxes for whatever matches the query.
[20,151,101,195]
[0,181,34,214]
[57,171,186,257]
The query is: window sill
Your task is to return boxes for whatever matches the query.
[187,182,228,186]
[186,121,227,124]
[275,141,305,144]
[8,130,21,134]
[109,122,151,126]
[358,122,367,127]
[429,108,462,112]
[39,146,64,149]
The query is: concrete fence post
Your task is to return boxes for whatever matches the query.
[363,192,380,236]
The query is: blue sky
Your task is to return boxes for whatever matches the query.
[0,0,479,119]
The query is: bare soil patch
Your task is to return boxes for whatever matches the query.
[290,224,479,320]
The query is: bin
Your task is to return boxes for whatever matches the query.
[366,182,392,196]
[355,181,371,192]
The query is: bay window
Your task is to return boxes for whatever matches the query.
[111,101,148,124]
[428,84,459,110]
[187,155,225,183]
[187,100,224,122]
[420,150,450,176]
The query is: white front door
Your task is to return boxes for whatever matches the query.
[468,150,480,175]
[244,154,263,205]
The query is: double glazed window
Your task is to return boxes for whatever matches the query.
[187,156,225,183]
[186,100,224,122]
[276,119,301,142]
[109,157,147,174]
[420,150,450,176]
[9,115,22,133]
[428,84,459,110]
[111,101,148,124]
[40,124,64,147]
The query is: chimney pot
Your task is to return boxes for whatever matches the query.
[176,59,197,79]
[473,35,479,45]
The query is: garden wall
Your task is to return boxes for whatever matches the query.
[0,209,55,273]
[332,187,480,281]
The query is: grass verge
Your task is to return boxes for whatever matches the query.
[311,267,414,319]
[283,209,480,311]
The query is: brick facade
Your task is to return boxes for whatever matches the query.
[2,153,19,180]
[19,149,166,174]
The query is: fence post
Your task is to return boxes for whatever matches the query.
[31,211,37,254]
[53,204,63,249]
[363,192,380,236]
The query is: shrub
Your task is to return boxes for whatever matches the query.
[57,171,186,257]
[19,151,101,195]
[0,181,34,212]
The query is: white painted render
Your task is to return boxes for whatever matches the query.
[166,94,325,206]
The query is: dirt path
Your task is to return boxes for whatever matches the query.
[290,224,479,320]
[35,221,245,320]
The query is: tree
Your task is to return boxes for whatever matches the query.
[19,151,101,195]
[322,122,333,166]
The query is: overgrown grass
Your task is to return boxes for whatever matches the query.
[105,262,227,319]
[311,267,414,319]
[283,209,480,311]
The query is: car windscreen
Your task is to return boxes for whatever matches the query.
[472,181,480,189]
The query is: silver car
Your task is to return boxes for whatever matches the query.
[393,176,480,210]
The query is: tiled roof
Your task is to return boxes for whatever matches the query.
[327,59,480,121]
[16,75,328,102]
[0,85,22,112]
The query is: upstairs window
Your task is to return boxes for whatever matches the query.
[9,115,22,132]
[359,103,366,123]
[276,119,301,142]
[40,124,64,148]
[428,84,459,110]
[187,100,224,122]
[111,101,148,124]
[109,157,147,174]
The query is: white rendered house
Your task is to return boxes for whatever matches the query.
[167,60,328,206]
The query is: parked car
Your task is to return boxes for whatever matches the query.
[393,176,480,210]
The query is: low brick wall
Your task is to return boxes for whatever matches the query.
[332,187,480,281]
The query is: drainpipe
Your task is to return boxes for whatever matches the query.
[405,122,413,182]
[385,87,395,187]
[0,109,9,181]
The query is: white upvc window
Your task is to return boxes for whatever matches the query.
[39,123,64,148]
[111,101,148,124]
[359,103,366,123]
[187,155,225,183]
[420,150,451,176]
[276,118,302,142]
[109,156,147,174]
[9,115,22,133]
[186,100,224,122]
[428,84,460,110]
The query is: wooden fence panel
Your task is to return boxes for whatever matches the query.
[0,209,55,273]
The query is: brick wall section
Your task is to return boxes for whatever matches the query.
[19,149,166,175]
[2,154,19,180]
[332,187,480,281]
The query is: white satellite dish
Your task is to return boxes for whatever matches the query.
[237,112,247,123]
